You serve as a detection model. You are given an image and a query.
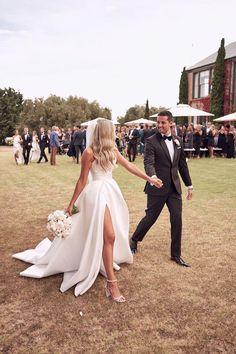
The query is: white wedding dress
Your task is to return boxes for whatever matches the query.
[29,136,40,162]
[12,161,133,296]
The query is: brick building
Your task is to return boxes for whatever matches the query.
[186,41,236,121]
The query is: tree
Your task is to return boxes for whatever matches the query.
[144,99,150,119]
[210,38,226,118]
[19,95,112,130]
[0,87,23,143]
[118,104,167,125]
[178,67,188,104]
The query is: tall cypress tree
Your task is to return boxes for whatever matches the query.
[210,38,226,118]
[144,99,150,119]
[178,67,188,104]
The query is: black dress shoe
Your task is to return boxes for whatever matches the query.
[171,256,190,267]
[130,239,137,254]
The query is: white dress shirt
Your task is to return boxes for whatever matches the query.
[162,134,174,162]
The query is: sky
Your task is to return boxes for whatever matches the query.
[0,0,235,119]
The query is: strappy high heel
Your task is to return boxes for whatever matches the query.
[105,279,126,303]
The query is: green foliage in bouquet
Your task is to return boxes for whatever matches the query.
[72,205,79,214]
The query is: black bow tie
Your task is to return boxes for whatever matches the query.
[163,135,172,141]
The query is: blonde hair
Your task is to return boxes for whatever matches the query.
[91,119,116,171]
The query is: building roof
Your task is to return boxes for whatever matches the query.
[187,41,236,71]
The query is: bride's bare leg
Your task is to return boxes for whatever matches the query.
[14,152,19,165]
[103,207,123,299]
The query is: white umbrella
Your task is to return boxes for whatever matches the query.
[213,112,236,122]
[125,118,157,126]
[150,104,214,118]
[81,117,109,126]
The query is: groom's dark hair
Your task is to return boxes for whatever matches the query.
[158,111,173,122]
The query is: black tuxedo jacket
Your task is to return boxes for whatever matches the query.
[144,132,192,196]
[39,133,49,147]
[129,128,140,143]
[21,134,32,148]
[73,130,85,146]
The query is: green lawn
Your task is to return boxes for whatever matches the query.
[0,147,236,354]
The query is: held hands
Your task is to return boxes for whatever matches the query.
[149,176,163,189]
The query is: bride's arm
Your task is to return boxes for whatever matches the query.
[66,148,94,215]
[115,149,163,188]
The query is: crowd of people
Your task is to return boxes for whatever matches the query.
[115,121,236,160]
[12,120,236,166]
[12,125,86,166]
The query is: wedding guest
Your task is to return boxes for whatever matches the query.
[50,126,60,165]
[12,129,23,165]
[171,122,183,138]
[37,127,49,163]
[58,128,65,143]
[217,126,227,157]
[139,125,145,156]
[29,131,41,162]
[47,129,51,154]
[21,127,32,165]
[207,124,216,158]
[67,126,77,163]
[64,128,72,146]
[127,124,140,162]
[193,125,202,158]
[183,125,194,158]
[73,125,86,164]
[225,124,235,158]
[141,124,155,156]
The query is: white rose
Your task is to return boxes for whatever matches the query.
[174,139,180,146]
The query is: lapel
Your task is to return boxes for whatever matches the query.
[156,132,172,163]
[172,135,179,166]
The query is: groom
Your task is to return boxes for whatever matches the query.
[130,111,193,267]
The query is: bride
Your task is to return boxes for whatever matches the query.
[13,119,163,302]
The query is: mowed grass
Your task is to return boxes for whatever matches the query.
[0,147,236,354]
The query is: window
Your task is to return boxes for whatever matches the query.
[193,73,199,99]
[233,62,236,107]
[193,69,212,98]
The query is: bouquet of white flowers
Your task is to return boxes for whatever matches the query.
[47,210,72,239]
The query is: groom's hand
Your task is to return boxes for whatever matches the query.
[186,188,193,200]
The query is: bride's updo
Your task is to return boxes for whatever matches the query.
[91,119,116,171]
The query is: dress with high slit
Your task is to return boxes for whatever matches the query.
[12,161,133,296]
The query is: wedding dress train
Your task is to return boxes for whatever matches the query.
[12,161,133,296]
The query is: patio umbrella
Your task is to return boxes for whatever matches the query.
[150,104,214,118]
[125,118,157,126]
[81,117,109,126]
[213,112,236,122]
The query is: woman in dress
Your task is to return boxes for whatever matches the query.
[217,126,227,157]
[12,129,23,165]
[193,125,202,159]
[29,130,41,162]
[13,119,163,302]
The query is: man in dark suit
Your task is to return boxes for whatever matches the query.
[127,125,140,162]
[130,111,193,267]
[22,127,32,165]
[37,127,49,163]
[73,125,86,164]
